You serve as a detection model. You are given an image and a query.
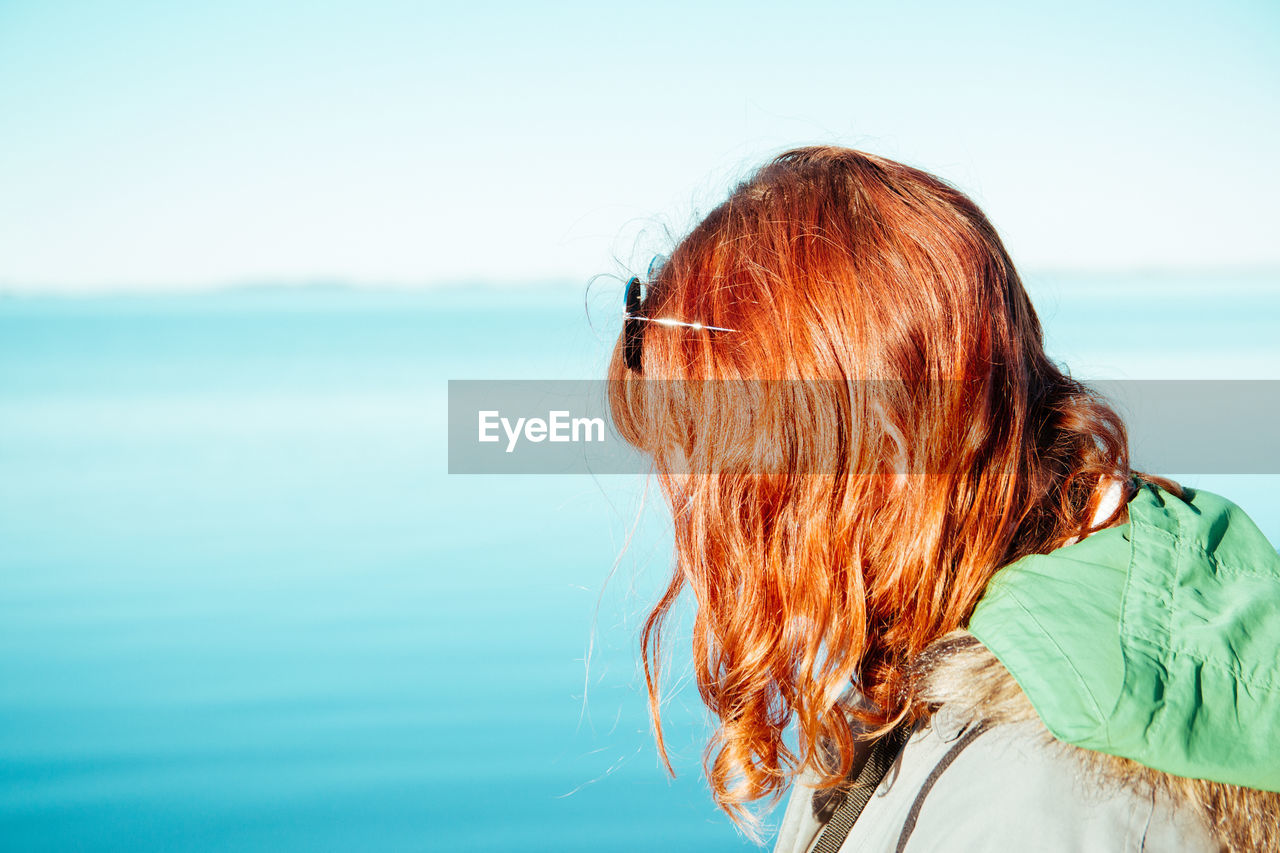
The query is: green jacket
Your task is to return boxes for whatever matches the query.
[969,480,1280,792]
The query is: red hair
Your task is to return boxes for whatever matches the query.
[607,146,1142,833]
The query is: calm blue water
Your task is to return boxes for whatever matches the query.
[0,273,1276,851]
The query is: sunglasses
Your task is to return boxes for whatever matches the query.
[623,263,736,374]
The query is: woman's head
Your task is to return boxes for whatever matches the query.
[607,146,1130,831]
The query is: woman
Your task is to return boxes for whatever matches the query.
[607,147,1280,851]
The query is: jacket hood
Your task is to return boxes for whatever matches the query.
[968,480,1280,793]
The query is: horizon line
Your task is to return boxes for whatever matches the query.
[3,264,1280,298]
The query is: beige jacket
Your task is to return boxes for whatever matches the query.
[772,634,1280,853]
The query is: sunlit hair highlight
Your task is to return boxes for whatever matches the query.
[606,146,1149,836]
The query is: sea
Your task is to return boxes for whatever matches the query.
[0,271,1276,851]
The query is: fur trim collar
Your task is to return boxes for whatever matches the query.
[912,632,1280,853]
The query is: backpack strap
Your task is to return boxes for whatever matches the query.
[808,723,913,853]
[892,722,991,853]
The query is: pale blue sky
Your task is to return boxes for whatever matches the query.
[1,0,1277,292]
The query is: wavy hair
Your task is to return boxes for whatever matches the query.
[606,146,1146,833]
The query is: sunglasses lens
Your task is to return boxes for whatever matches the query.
[646,254,667,281]
[624,316,643,372]
[625,275,643,314]
[624,276,644,373]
